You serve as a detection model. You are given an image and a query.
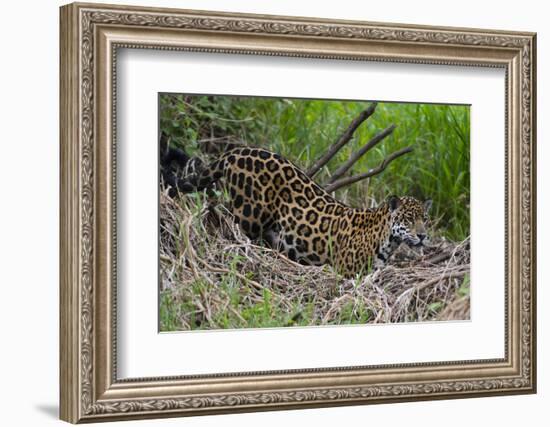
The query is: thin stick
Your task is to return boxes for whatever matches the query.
[414,268,469,292]
[327,124,396,184]
[324,146,413,192]
[423,251,452,265]
[306,102,377,178]
[194,257,264,291]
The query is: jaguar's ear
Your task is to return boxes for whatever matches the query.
[424,199,433,212]
[387,195,400,212]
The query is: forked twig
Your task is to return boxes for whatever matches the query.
[327,124,397,184]
[324,146,413,193]
[306,102,378,178]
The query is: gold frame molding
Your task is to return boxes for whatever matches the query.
[60,2,537,423]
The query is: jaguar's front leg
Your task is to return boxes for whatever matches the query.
[374,237,400,269]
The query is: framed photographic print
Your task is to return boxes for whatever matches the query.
[59,2,536,423]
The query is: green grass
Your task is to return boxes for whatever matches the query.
[161,94,470,241]
[159,256,372,331]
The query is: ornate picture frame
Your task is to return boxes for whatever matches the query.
[60,2,536,423]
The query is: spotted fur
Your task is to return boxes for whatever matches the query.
[179,147,432,276]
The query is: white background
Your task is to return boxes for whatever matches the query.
[118,50,504,377]
[0,0,546,426]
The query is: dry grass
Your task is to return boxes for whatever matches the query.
[159,188,470,331]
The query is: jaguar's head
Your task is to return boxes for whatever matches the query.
[387,195,432,247]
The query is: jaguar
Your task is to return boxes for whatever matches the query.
[177,146,432,276]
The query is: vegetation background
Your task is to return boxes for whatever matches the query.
[160,94,470,240]
[159,94,471,331]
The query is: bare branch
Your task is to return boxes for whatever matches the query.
[327,124,396,184]
[324,146,414,193]
[423,252,452,265]
[306,102,377,178]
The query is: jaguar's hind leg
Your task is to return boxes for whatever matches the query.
[262,225,304,263]
[263,224,284,250]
